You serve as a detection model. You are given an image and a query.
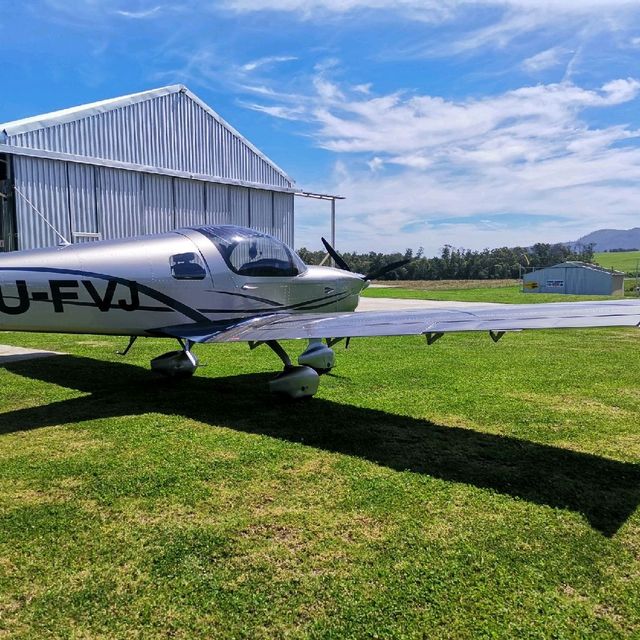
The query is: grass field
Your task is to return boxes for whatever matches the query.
[594,251,640,274]
[1,290,639,637]
[365,281,626,304]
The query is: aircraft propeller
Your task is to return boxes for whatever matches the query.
[321,237,413,281]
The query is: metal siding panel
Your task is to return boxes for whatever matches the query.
[175,178,206,227]
[205,183,231,225]
[565,267,607,295]
[535,266,560,294]
[13,156,71,250]
[273,192,294,245]
[250,189,273,235]
[97,167,143,239]
[68,163,99,241]
[564,267,578,294]
[4,91,293,189]
[613,274,624,295]
[143,173,174,234]
[229,185,249,227]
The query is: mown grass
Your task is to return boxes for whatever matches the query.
[595,251,640,274]
[0,306,639,637]
[365,282,622,303]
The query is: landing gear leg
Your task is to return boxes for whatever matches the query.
[251,340,319,399]
[150,339,199,378]
[117,336,137,356]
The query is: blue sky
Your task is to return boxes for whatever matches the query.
[2,0,640,253]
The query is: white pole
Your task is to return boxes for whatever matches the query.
[330,198,336,267]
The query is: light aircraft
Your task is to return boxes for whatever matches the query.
[1,224,639,398]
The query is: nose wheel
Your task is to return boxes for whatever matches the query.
[297,338,335,374]
[251,340,336,399]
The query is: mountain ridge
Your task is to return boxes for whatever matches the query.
[571,228,640,252]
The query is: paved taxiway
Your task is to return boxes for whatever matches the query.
[356,297,503,311]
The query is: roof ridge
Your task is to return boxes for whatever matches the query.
[0,85,186,137]
[0,84,294,185]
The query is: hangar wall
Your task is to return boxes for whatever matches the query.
[11,156,294,249]
[0,85,295,251]
[522,262,625,295]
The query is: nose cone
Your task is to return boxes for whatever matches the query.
[335,271,367,311]
[303,265,366,311]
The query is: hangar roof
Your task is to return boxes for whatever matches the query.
[549,261,625,276]
[0,84,294,191]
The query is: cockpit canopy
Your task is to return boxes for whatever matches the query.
[193,225,307,277]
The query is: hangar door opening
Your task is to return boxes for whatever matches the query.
[0,154,16,252]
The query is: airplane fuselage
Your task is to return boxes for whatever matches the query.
[0,227,366,336]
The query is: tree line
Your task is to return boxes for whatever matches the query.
[297,242,596,280]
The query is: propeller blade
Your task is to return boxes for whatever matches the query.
[321,237,352,272]
[365,258,412,281]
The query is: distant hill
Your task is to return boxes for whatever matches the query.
[572,228,640,252]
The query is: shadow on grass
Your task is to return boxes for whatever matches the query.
[2,354,640,537]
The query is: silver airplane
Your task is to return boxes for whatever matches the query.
[1,224,639,398]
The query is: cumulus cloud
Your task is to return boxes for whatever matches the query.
[254,73,640,252]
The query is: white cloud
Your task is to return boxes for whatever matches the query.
[522,46,568,72]
[241,55,298,72]
[257,74,640,252]
[114,6,164,19]
[243,102,308,121]
[353,83,373,94]
[224,0,640,15]
[291,78,640,156]
[223,0,640,63]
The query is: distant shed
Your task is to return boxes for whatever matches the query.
[522,261,625,296]
[0,84,295,252]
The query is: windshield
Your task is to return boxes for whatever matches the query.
[193,225,307,277]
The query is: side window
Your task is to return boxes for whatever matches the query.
[170,252,206,280]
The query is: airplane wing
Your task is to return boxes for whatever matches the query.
[158,300,640,343]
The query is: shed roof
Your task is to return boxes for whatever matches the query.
[546,261,625,276]
[0,84,294,190]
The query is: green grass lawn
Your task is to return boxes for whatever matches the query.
[0,314,639,637]
[365,282,623,304]
[595,251,640,274]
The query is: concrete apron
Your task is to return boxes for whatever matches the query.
[356,297,503,311]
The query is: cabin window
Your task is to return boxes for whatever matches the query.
[170,252,207,280]
[195,225,306,277]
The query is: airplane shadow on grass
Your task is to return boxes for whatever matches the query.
[2,354,639,537]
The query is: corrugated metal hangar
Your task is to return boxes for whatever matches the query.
[523,261,625,296]
[0,85,295,252]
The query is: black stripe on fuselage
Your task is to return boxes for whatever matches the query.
[0,268,353,319]
[205,290,284,306]
[196,290,350,314]
[0,294,175,313]
[0,267,209,322]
